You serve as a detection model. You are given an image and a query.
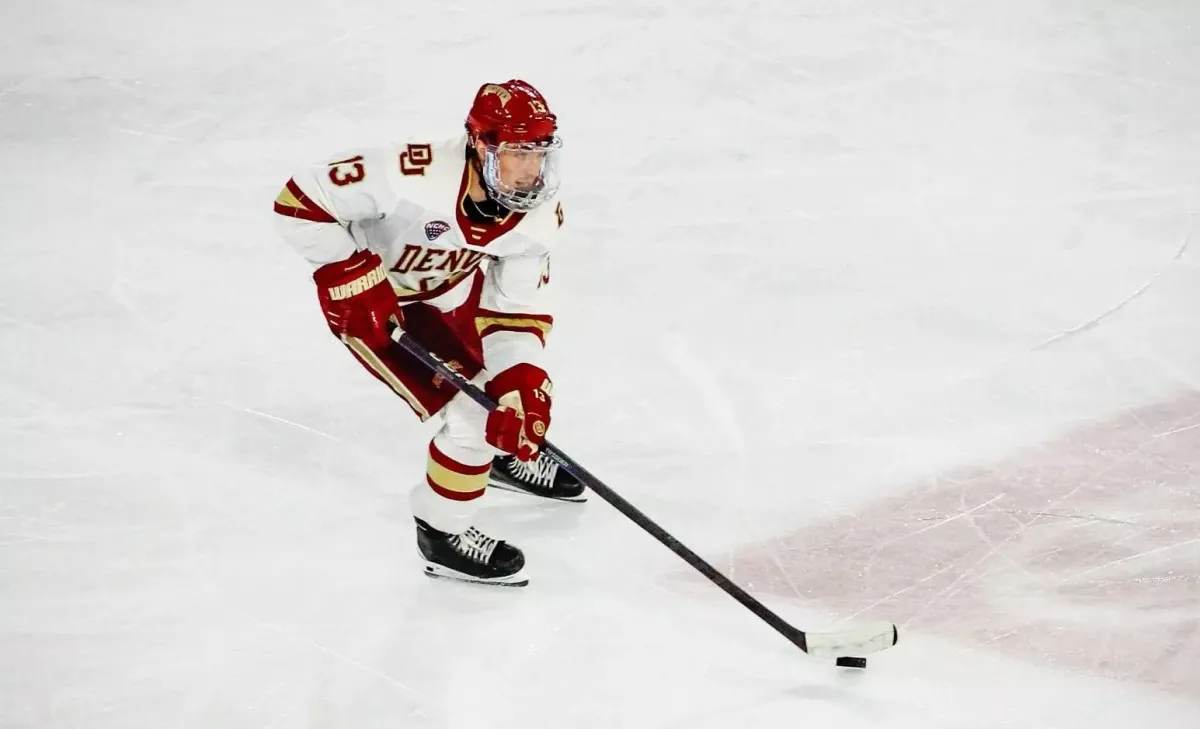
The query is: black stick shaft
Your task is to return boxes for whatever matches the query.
[392,331,810,653]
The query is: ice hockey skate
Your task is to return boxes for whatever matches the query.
[487,452,587,502]
[415,518,528,587]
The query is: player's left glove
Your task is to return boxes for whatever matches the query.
[485,363,552,461]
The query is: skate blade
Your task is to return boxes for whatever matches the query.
[422,562,529,587]
[487,478,589,503]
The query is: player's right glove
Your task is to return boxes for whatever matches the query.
[312,249,402,350]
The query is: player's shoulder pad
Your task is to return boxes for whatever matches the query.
[285,144,404,195]
[325,145,406,182]
[383,134,470,208]
[276,144,406,225]
[518,196,566,251]
[389,133,468,177]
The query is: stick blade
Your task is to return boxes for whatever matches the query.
[804,621,898,658]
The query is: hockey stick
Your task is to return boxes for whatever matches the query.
[390,328,898,659]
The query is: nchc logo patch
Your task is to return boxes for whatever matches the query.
[424,220,451,241]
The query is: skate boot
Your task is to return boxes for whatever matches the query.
[487,453,587,502]
[415,518,527,587]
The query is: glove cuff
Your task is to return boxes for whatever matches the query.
[486,363,552,400]
[313,250,388,298]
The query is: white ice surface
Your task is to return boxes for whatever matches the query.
[2,1,1199,727]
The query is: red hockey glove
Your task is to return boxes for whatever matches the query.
[313,249,402,350]
[485,363,553,461]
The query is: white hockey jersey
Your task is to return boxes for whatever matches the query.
[274,134,562,377]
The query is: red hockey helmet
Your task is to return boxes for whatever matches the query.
[465,79,562,212]
[466,79,558,145]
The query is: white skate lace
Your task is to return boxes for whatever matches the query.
[508,455,559,487]
[450,527,499,563]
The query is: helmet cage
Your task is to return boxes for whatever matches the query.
[478,136,562,212]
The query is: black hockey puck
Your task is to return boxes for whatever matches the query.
[836,656,867,669]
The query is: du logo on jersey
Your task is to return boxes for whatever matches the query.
[424,220,451,241]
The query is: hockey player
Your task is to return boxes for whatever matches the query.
[273,79,584,586]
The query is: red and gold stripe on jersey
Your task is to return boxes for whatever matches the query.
[475,309,553,345]
[274,179,337,224]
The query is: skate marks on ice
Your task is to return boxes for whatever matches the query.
[722,393,1200,696]
[1035,210,1195,351]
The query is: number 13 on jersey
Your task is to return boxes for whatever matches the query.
[327,155,366,187]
